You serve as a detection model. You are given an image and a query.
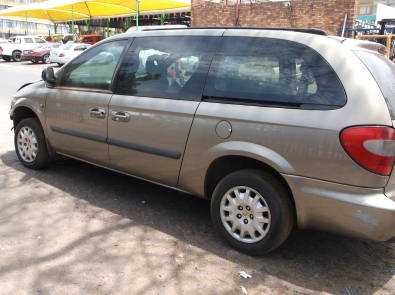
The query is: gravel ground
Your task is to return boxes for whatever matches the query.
[0,60,394,295]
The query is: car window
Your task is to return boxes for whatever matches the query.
[355,50,395,119]
[204,37,346,108]
[74,45,89,51]
[24,38,33,43]
[60,40,127,90]
[34,38,46,43]
[115,36,219,100]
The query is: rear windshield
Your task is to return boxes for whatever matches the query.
[355,50,395,119]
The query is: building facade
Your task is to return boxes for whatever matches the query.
[191,0,356,36]
[356,0,395,23]
[0,0,55,38]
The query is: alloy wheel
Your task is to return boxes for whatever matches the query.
[17,126,39,163]
[220,186,271,243]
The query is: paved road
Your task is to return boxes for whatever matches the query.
[0,60,394,295]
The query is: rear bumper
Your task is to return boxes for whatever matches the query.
[21,55,43,62]
[284,174,395,242]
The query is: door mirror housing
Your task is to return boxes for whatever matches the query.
[42,67,56,86]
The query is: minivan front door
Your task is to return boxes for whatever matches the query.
[45,40,128,165]
[46,90,112,165]
[108,35,219,186]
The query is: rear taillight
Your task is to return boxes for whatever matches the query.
[0,47,3,54]
[340,126,395,176]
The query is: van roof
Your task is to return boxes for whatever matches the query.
[107,27,328,42]
[139,27,327,35]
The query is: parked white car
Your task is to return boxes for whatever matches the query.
[0,35,46,62]
[50,42,90,66]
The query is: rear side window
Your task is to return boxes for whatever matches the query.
[204,37,346,108]
[24,38,33,43]
[115,36,219,100]
[355,51,395,119]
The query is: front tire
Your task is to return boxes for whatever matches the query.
[14,118,50,169]
[210,169,294,255]
[43,54,50,64]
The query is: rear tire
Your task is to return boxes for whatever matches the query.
[12,50,22,62]
[210,169,294,255]
[14,118,50,170]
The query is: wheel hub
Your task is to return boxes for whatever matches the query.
[17,126,38,163]
[220,186,271,243]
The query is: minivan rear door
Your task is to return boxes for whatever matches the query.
[108,35,219,186]
[355,50,395,199]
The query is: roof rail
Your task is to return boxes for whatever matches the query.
[141,26,327,36]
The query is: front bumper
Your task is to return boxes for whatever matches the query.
[49,56,63,64]
[284,174,395,242]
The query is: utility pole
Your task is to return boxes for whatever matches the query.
[136,0,140,29]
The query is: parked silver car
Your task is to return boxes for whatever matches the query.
[9,28,395,255]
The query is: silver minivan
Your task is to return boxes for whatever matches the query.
[9,28,395,255]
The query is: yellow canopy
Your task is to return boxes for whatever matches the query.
[0,1,89,22]
[0,0,191,22]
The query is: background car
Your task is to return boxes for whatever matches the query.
[49,42,90,66]
[21,43,62,64]
[0,35,46,62]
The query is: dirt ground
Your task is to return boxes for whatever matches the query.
[0,61,394,295]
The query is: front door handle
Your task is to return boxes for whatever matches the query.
[89,107,106,119]
[111,111,131,122]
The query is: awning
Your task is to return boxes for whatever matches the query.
[0,0,191,22]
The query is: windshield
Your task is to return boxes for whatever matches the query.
[355,50,395,119]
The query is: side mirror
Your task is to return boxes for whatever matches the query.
[42,67,56,86]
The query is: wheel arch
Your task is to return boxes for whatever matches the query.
[204,155,297,223]
[11,106,40,128]
[11,105,54,159]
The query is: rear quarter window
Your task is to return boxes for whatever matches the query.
[204,37,347,109]
[355,50,395,119]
